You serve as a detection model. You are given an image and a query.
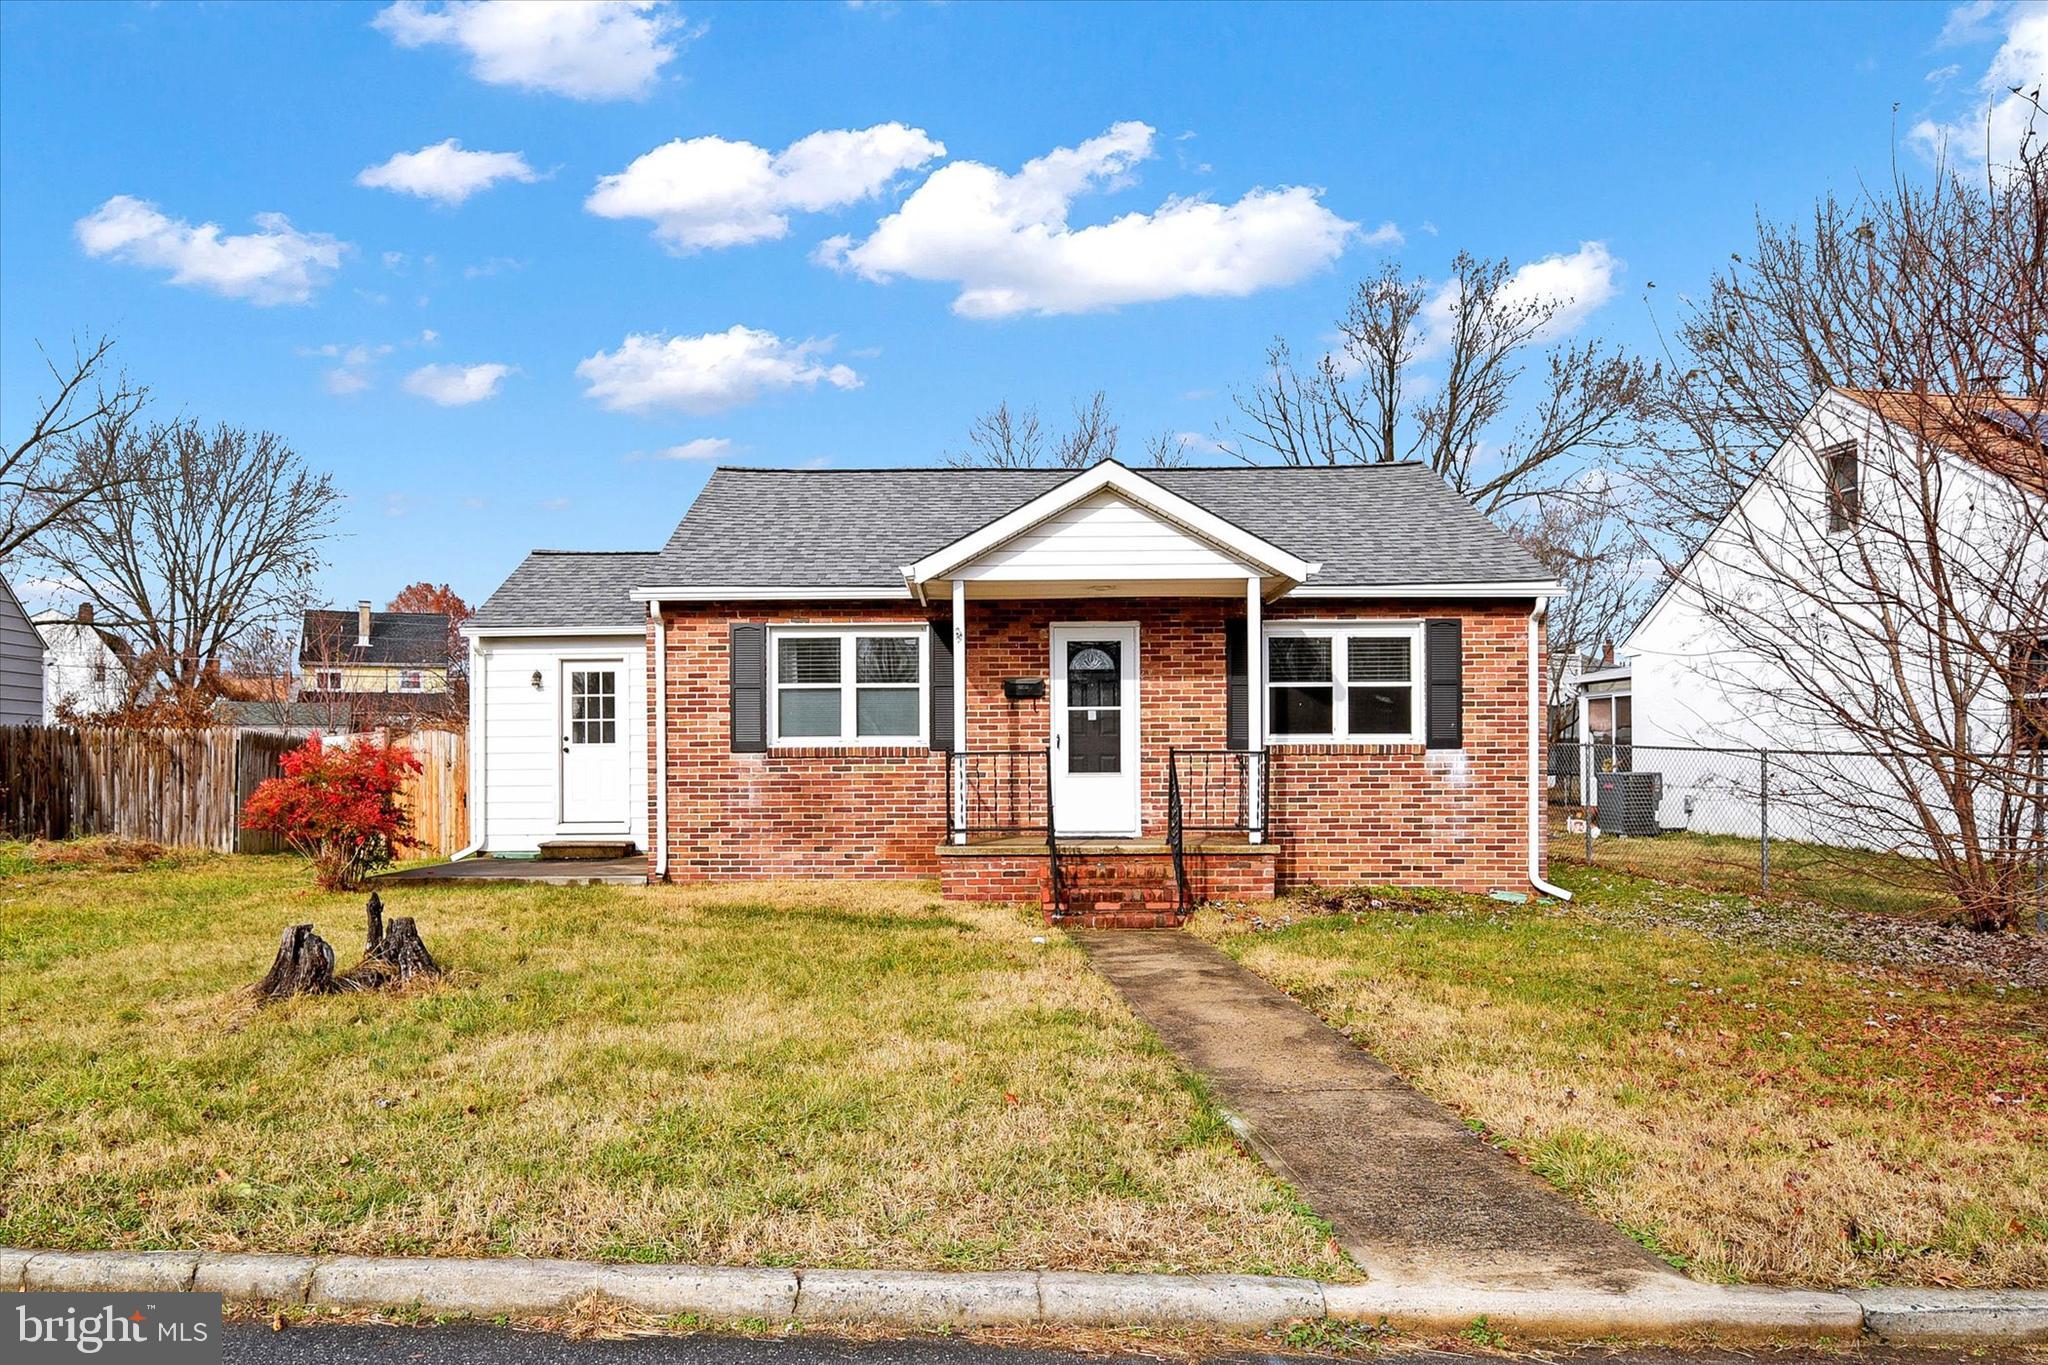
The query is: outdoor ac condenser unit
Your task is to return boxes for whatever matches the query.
[1595,771,1663,838]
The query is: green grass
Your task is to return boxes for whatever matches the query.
[1192,865,2047,1289]
[1548,810,1965,920]
[0,845,1350,1277]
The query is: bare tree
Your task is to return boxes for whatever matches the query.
[1637,129,2048,931]
[1230,254,1653,514]
[1511,488,1649,743]
[32,419,341,695]
[0,334,147,562]
[949,391,1121,468]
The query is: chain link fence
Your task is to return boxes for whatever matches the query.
[1548,740,2048,928]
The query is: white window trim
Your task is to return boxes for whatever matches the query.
[1263,621,1425,744]
[398,669,425,693]
[313,669,344,692]
[769,625,929,748]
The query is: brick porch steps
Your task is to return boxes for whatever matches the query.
[935,835,1277,927]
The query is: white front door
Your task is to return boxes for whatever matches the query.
[1050,624,1140,837]
[560,662,628,829]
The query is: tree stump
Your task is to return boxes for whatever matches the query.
[365,891,384,951]
[341,913,441,989]
[256,924,338,1000]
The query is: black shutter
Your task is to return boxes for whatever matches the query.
[1225,619,1249,751]
[730,623,767,753]
[1424,618,1463,749]
[928,623,954,753]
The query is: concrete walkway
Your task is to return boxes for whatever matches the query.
[1073,930,1680,1294]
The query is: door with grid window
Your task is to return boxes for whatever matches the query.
[560,662,628,829]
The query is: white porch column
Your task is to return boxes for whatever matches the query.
[1245,575,1264,844]
[951,578,968,844]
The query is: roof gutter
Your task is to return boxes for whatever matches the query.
[1527,601,1572,902]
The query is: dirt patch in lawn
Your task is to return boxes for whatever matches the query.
[0,853,1349,1278]
[1191,869,2046,1290]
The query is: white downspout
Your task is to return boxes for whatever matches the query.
[950,578,967,844]
[652,599,669,879]
[1528,603,1573,901]
[448,636,485,861]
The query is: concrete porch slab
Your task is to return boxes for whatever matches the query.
[378,856,646,886]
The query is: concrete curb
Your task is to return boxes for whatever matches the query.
[5,1249,2045,1343]
[1851,1288,2048,1344]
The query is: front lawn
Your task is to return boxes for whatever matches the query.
[0,847,1347,1278]
[1193,868,2046,1290]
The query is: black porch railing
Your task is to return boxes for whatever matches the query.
[945,748,1062,909]
[1165,748,1268,912]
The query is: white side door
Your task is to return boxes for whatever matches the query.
[1049,623,1140,837]
[559,661,629,830]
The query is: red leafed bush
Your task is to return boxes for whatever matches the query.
[242,734,421,890]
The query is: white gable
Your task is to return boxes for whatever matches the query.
[958,489,1258,583]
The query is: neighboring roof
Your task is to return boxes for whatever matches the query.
[214,698,344,730]
[644,462,1549,592]
[468,551,660,631]
[300,609,451,665]
[1836,388,2047,497]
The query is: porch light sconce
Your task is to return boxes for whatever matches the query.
[530,670,544,691]
[1002,677,1046,701]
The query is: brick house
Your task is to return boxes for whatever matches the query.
[463,460,1565,923]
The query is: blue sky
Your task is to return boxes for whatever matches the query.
[1,0,2034,613]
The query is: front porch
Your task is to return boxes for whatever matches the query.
[938,745,1275,924]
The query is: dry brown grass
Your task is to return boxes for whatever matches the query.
[0,836,174,875]
[0,853,1347,1278]
[1192,869,2046,1290]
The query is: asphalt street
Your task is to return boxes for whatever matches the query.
[220,1322,2040,1365]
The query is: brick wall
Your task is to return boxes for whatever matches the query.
[650,596,1542,895]
[649,601,947,882]
[1262,599,1538,892]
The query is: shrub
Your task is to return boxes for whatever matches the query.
[242,734,420,889]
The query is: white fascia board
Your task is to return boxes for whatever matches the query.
[905,460,1318,584]
[1283,579,1560,599]
[463,624,650,638]
[626,585,913,602]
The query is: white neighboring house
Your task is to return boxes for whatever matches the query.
[1623,386,2047,844]
[0,575,45,726]
[32,603,136,722]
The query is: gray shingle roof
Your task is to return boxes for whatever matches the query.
[646,462,1547,589]
[300,610,451,665]
[470,551,659,630]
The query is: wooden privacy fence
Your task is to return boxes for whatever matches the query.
[0,724,468,857]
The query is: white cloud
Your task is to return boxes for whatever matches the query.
[1415,241,1621,359]
[373,0,686,100]
[819,121,1356,318]
[403,361,514,405]
[74,195,346,305]
[586,123,944,252]
[576,326,861,415]
[357,139,539,206]
[1909,1,2047,172]
[654,437,734,460]
[325,367,374,397]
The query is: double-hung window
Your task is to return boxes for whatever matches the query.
[771,628,926,745]
[1265,624,1422,742]
[313,669,344,693]
[398,669,425,693]
[1824,442,1861,532]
